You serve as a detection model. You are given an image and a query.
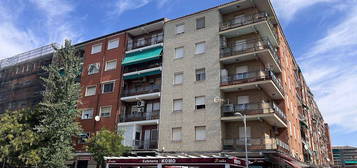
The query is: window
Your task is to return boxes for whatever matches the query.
[195,96,205,109]
[175,47,184,59]
[88,63,100,75]
[172,127,182,141]
[195,42,206,54]
[174,72,183,85]
[195,68,206,81]
[85,86,96,96]
[196,17,205,30]
[108,39,119,50]
[237,96,249,110]
[136,37,145,47]
[105,60,117,71]
[78,132,90,144]
[91,44,102,54]
[100,106,112,117]
[195,126,206,141]
[102,81,114,93]
[173,99,183,112]
[176,23,185,34]
[81,109,93,119]
[239,127,251,139]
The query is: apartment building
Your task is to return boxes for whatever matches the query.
[118,19,165,152]
[0,1,333,168]
[159,0,332,168]
[0,45,54,114]
[333,146,357,168]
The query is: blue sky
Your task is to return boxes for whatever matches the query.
[0,0,356,146]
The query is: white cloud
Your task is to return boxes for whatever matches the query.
[114,0,151,16]
[113,0,171,16]
[271,0,334,22]
[0,0,81,60]
[299,3,357,132]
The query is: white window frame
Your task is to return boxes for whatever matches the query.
[195,41,206,55]
[105,60,117,71]
[107,38,119,50]
[195,96,205,110]
[81,108,94,120]
[195,126,206,141]
[91,43,102,54]
[85,86,96,96]
[195,68,206,81]
[173,99,183,112]
[88,63,100,75]
[173,72,184,85]
[172,127,182,142]
[175,47,184,59]
[100,106,112,118]
[176,23,185,35]
[101,81,115,94]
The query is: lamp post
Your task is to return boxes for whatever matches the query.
[234,112,248,168]
[214,97,249,168]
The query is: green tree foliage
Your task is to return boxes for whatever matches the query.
[0,108,41,167]
[35,40,82,168]
[87,129,130,168]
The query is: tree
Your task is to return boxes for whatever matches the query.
[87,129,130,168]
[35,40,82,168]
[0,108,41,167]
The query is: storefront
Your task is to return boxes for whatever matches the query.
[105,155,247,168]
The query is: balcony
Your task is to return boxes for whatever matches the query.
[127,33,163,51]
[121,84,161,102]
[120,110,159,122]
[220,71,284,99]
[133,139,158,150]
[220,38,281,73]
[221,102,287,128]
[223,138,289,153]
[123,60,162,80]
[220,12,278,46]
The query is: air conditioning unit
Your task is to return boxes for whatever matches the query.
[137,100,145,107]
[223,104,234,113]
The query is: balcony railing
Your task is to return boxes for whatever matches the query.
[121,84,161,97]
[220,12,277,39]
[119,110,159,122]
[123,61,162,74]
[133,139,158,150]
[127,33,163,51]
[221,70,284,95]
[220,38,280,66]
[222,102,287,124]
[223,138,289,153]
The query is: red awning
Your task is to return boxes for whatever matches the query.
[105,155,247,168]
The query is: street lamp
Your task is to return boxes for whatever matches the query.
[234,112,248,168]
[214,97,249,168]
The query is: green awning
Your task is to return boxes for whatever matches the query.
[345,161,357,164]
[122,46,162,66]
[123,69,161,80]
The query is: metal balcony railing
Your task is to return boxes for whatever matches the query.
[133,139,158,150]
[119,110,159,122]
[221,70,284,95]
[121,84,161,97]
[222,102,287,124]
[123,61,162,74]
[223,137,289,153]
[127,33,163,51]
[220,12,277,39]
[220,38,280,66]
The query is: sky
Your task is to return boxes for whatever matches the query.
[0,0,356,146]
